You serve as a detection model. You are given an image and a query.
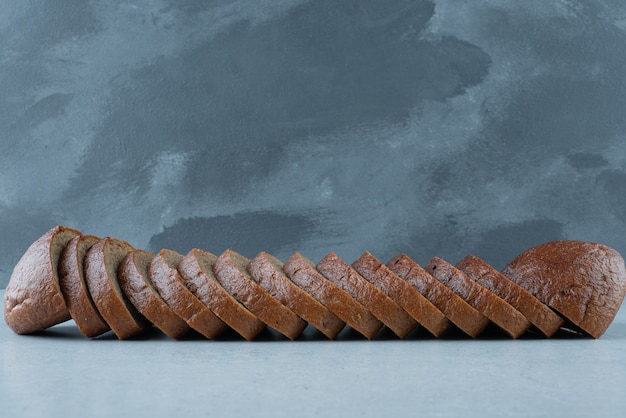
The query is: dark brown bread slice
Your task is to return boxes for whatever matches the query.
[118,250,191,340]
[178,248,266,341]
[149,249,227,339]
[248,251,345,339]
[456,254,564,337]
[352,251,451,337]
[5,225,82,334]
[387,254,490,337]
[58,234,110,338]
[317,252,415,338]
[283,252,382,339]
[213,249,307,340]
[503,240,626,338]
[84,237,149,339]
[425,257,530,338]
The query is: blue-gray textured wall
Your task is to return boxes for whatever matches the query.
[2,0,626,287]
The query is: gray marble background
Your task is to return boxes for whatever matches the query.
[2,0,626,288]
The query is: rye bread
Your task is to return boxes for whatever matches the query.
[4,225,82,334]
[387,254,490,337]
[317,252,416,338]
[502,240,626,338]
[456,254,564,337]
[213,249,307,340]
[58,234,110,338]
[248,251,346,339]
[118,249,191,340]
[283,252,381,339]
[84,237,149,339]
[352,251,451,337]
[425,257,530,338]
[177,248,266,341]
[149,249,227,339]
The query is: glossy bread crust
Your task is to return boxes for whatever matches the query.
[4,225,81,334]
[503,240,626,338]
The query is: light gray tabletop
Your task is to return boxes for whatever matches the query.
[1,290,624,418]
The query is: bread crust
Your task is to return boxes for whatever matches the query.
[425,257,530,338]
[502,240,626,338]
[177,248,265,341]
[352,251,450,337]
[118,250,190,340]
[213,249,307,340]
[84,238,148,339]
[4,225,81,334]
[387,254,489,337]
[284,252,381,339]
[58,234,110,338]
[457,254,564,337]
[248,251,345,339]
[149,249,227,339]
[317,252,416,338]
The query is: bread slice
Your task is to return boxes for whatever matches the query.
[248,251,345,339]
[84,237,149,339]
[4,225,82,334]
[502,240,626,338]
[456,254,564,337]
[58,234,110,338]
[283,252,381,339]
[213,249,307,340]
[352,251,450,337]
[118,249,191,340]
[387,254,490,337]
[425,257,530,338]
[149,249,227,339]
[317,252,416,338]
[178,248,266,341]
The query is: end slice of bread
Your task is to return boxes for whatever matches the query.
[4,225,81,334]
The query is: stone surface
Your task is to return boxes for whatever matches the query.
[3,0,626,285]
[1,289,625,418]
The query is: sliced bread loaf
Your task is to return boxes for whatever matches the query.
[387,254,490,337]
[118,249,191,340]
[149,249,227,339]
[456,254,563,337]
[213,249,307,340]
[284,252,381,339]
[58,234,110,338]
[425,257,530,338]
[178,248,266,341]
[317,251,416,338]
[84,237,148,339]
[248,251,345,339]
[352,251,450,337]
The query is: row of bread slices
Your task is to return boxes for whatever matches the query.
[7,225,588,340]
